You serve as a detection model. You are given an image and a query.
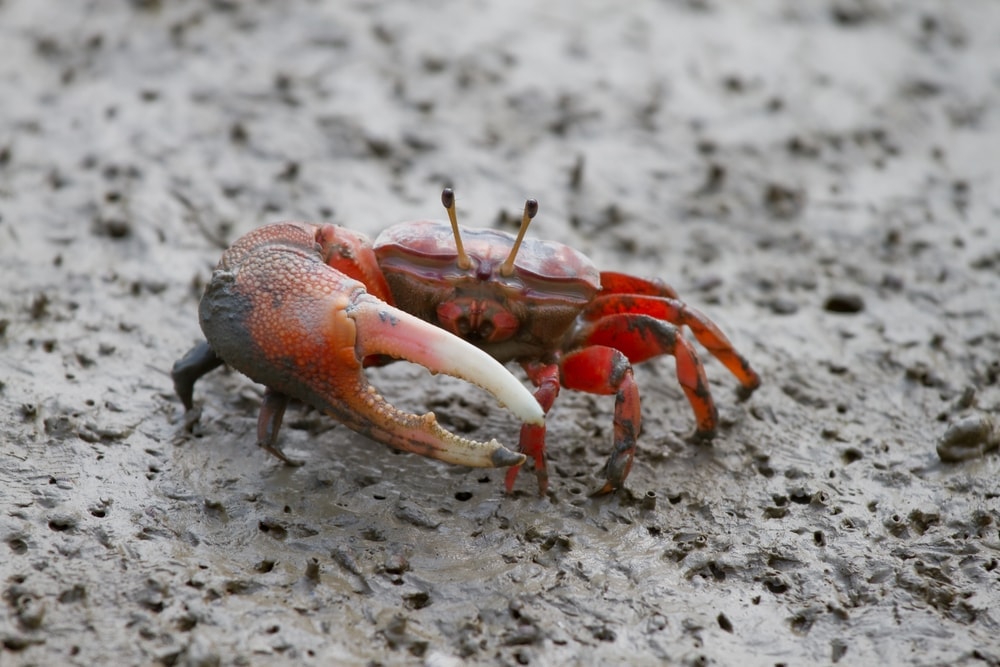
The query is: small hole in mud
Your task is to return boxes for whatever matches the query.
[90,509,106,518]
[764,577,788,594]
[813,530,826,546]
[841,448,863,464]
[283,505,291,513]
[266,625,280,634]
[256,560,275,573]
[403,592,431,610]
[667,494,682,504]
[454,491,473,501]
[7,538,27,554]
[717,613,733,633]
[373,494,387,500]
[477,475,491,483]
[569,487,582,495]
[258,520,287,540]
[48,517,76,532]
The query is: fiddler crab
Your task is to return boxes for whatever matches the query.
[172,189,760,495]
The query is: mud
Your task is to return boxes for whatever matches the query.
[2,1,999,665]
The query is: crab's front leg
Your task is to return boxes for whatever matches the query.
[505,349,641,496]
[192,222,543,469]
[505,362,561,495]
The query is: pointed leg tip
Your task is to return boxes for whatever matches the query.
[736,382,760,402]
[689,427,717,444]
[181,406,203,433]
[590,481,618,497]
[260,443,306,466]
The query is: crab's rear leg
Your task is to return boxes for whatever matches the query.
[571,314,718,439]
[171,340,224,412]
[559,346,641,495]
[582,294,760,399]
[257,388,304,465]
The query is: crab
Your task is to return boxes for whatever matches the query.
[172,189,760,495]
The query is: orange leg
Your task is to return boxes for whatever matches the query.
[581,294,760,398]
[570,314,718,437]
[559,346,641,494]
[505,362,561,495]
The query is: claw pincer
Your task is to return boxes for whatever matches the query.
[193,222,539,469]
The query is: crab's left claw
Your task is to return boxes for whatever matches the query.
[198,222,542,469]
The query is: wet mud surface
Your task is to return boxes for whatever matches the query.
[2,1,999,665]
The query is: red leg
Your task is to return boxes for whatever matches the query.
[571,314,718,437]
[505,362,560,495]
[559,346,641,494]
[581,294,760,398]
[600,271,679,299]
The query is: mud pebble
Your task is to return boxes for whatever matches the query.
[383,549,410,575]
[823,293,864,313]
[394,501,440,529]
[764,182,806,219]
[767,297,799,315]
[937,415,999,462]
[182,633,221,667]
[12,591,45,630]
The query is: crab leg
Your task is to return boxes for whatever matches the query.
[198,222,541,469]
[560,346,641,495]
[505,362,561,495]
[581,294,761,398]
[570,313,718,438]
[599,271,680,299]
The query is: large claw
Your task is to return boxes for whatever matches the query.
[198,222,541,469]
